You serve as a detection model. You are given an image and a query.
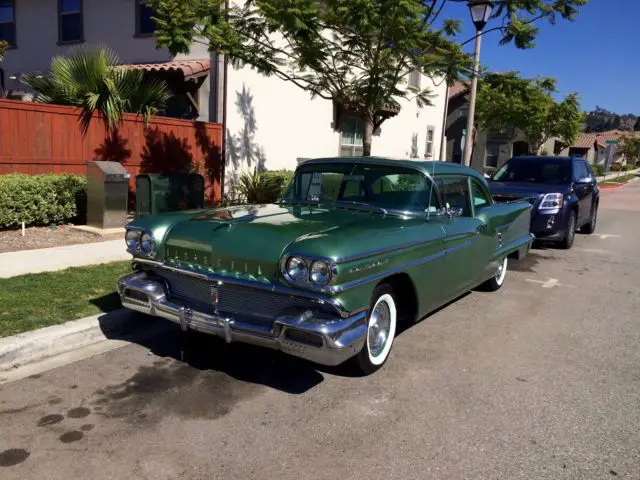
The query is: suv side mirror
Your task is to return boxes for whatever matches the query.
[576,176,593,185]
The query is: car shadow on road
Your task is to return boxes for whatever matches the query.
[97,309,328,394]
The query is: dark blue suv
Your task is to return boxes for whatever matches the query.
[488,156,599,249]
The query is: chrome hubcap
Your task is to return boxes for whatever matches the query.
[368,301,391,358]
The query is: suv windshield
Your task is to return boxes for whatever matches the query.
[493,157,573,185]
[282,163,438,213]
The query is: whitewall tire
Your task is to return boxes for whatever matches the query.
[481,257,507,292]
[353,285,397,375]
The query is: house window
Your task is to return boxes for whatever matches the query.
[58,0,83,44]
[339,117,364,156]
[136,0,156,36]
[408,70,421,89]
[424,125,435,158]
[0,0,16,47]
[485,142,500,167]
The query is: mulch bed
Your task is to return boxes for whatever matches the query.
[0,225,123,254]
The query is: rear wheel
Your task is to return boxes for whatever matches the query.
[580,203,598,234]
[480,257,507,292]
[352,284,397,376]
[560,210,577,249]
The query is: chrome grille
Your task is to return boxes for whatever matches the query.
[149,267,337,320]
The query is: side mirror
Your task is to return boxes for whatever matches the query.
[576,176,593,185]
[433,206,463,221]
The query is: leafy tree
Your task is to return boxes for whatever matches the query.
[475,71,583,154]
[617,134,640,165]
[150,0,585,156]
[634,117,640,132]
[21,46,172,134]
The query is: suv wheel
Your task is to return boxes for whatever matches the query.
[580,203,598,234]
[561,210,577,249]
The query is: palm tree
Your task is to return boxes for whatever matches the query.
[21,46,171,134]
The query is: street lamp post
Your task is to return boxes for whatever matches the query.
[462,0,494,167]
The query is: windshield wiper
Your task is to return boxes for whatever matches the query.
[335,200,388,216]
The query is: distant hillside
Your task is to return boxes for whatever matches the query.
[584,107,640,133]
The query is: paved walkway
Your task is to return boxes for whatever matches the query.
[0,240,131,278]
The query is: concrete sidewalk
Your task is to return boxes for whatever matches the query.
[0,240,131,278]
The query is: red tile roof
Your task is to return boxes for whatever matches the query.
[572,130,635,149]
[448,81,468,99]
[123,60,210,77]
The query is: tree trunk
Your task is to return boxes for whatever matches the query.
[362,117,374,156]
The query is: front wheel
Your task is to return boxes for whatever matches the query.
[352,284,397,376]
[560,210,577,249]
[480,257,507,292]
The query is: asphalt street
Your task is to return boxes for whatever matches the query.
[1,182,639,480]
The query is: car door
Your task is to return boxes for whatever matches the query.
[573,159,594,224]
[469,178,502,281]
[435,175,488,295]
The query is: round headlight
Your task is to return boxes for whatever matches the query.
[310,260,332,285]
[140,232,155,253]
[286,256,308,282]
[125,230,141,250]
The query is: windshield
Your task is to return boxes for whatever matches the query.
[492,157,573,185]
[282,163,438,213]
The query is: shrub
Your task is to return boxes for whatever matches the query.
[592,164,605,176]
[260,169,295,197]
[0,174,87,229]
[236,169,282,204]
[483,166,497,176]
[610,163,623,172]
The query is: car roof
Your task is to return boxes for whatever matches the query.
[507,155,577,163]
[298,156,486,182]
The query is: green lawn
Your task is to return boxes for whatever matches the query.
[0,261,132,337]
[601,173,638,186]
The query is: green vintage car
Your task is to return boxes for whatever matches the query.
[118,157,533,374]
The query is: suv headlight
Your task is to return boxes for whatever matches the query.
[125,229,141,250]
[539,193,563,209]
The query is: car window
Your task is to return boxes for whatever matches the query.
[576,161,590,180]
[435,176,472,217]
[470,179,491,211]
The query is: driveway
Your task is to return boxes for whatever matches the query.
[1,184,639,479]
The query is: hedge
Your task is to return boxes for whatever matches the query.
[0,174,87,229]
[260,169,295,197]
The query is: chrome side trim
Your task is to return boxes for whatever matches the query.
[493,233,535,260]
[118,272,368,367]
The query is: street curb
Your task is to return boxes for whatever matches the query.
[599,177,640,190]
[0,309,167,373]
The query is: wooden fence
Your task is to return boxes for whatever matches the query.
[0,99,224,203]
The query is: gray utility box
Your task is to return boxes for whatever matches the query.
[86,161,130,229]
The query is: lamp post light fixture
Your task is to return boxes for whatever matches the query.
[462,0,494,167]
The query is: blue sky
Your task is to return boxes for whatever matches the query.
[446,0,637,114]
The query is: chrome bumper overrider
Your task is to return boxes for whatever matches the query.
[117,272,368,366]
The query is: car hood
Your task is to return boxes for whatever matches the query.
[141,204,422,281]
[489,182,569,202]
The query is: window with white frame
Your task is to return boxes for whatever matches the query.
[339,117,364,156]
[0,0,16,47]
[424,125,435,158]
[408,70,421,89]
[58,0,83,44]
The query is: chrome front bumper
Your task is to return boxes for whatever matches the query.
[117,272,368,366]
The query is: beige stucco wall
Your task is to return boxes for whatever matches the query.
[225,65,447,177]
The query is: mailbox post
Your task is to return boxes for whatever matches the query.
[86,161,130,229]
